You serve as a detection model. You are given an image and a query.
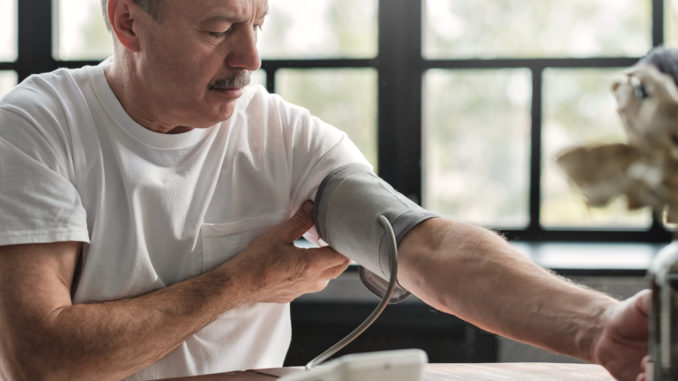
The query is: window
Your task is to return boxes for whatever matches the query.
[0,71,18,100]
[260,0,379,167]
[418,0,668,242]
[423,0,650,58]
[423,68,531,228]
[666,0,678,46]
[0,0,17,100]
[0,0,17,62]
[276,68,378,167]
[259,0,377,59]
[5,0,674,244]
[540,68,651,229]
[53,0,113,60]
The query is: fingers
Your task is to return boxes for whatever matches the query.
[638,354,650,381]
[612,289,651,340]
[306,246,349,267]
[320,257,351,280]
[273,201,316,243]
[257,248,349,303]
[634,289,651,317]
[233,201,353,303]
[636,356,649,381]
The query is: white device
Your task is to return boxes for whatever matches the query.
[278,349,428,381]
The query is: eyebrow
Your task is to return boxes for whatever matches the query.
[199,15,238,26]
[199,7,268,26]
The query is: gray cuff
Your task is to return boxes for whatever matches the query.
[314,164,438,302]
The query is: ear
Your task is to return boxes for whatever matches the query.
[108,0,141,52]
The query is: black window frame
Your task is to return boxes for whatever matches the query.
[3,0,673,244]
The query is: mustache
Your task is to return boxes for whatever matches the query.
[209,71,251,90]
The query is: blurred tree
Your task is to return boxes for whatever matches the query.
[54,0,112,60]
[424,0,650,58]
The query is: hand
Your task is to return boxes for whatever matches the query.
[228,201,350,303]
[637,355,651,381]
[591,289,650,381]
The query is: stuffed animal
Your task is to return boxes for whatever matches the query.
[557,48,678,222]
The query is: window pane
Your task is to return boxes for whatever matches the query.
[0,71,18,100]
[251,70,267,88]
[275,69,377,168]
[541,68,651,228]
[666,0,678,47]
[422,69,531,228]
[423,0,651,59]
[259,0,377,59]
[53,0,113,60]
[0,0,17,61]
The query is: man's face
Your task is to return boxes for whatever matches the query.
[133,0,266,129]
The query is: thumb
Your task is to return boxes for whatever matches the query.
[277,201,315,242]
[634,289,651,317]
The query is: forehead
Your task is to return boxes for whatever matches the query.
[165,0,268,22]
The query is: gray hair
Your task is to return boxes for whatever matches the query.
[101,0,163,32]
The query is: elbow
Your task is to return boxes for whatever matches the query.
[0,331,84,381]
[1,348,54,381]
[1,351,86,381]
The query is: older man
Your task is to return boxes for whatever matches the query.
[0,1,649,380]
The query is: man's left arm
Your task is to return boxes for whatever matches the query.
[396,217,648,381]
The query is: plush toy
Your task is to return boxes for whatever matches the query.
[557,48,678,222]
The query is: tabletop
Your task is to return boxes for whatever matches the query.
[160,362,615,381]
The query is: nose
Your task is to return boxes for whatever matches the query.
[226,24,262,72]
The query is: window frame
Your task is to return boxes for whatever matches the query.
[4,0,673,244]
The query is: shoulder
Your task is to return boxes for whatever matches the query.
[3,66,95,103]
[0,66,101,171]
[230,83,360,164]
[1,66,97,126]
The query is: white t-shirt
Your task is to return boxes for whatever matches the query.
[0,61,369,380]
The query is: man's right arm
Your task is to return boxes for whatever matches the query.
[0,201,348,381]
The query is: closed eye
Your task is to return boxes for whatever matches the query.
[208,29,232,38]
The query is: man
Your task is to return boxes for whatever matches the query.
[0,0,649,380]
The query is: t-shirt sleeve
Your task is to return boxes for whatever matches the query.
[270,94,372,242]
[293,131,371,206]
[0,104,89,245]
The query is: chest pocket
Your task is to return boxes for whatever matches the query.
[200,210,289,272]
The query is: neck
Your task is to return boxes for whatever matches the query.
[104,56,194,135]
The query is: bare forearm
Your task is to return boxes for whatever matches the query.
[1,204,347,380]
[398,218,617,361]
[6,263,248,381]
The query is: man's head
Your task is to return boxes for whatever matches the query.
[103,0,266,133]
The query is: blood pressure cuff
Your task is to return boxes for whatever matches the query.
[314,164,438,303]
